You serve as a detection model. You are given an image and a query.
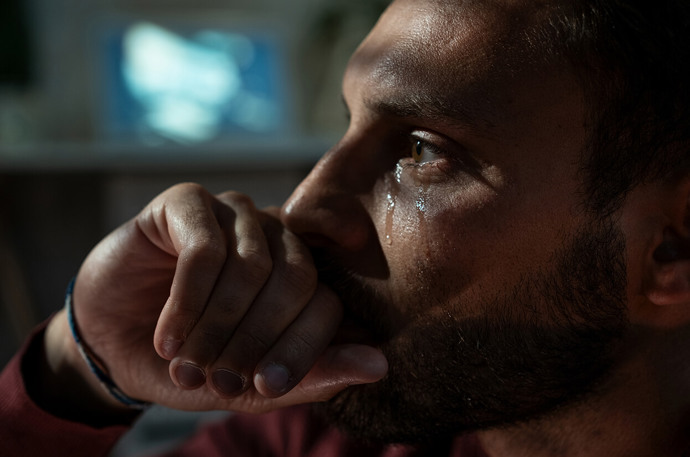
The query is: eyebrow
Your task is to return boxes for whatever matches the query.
[364,93,498,138]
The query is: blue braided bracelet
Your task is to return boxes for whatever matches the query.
[64,278,150,410]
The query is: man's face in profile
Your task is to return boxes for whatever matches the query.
[282,0,629,443]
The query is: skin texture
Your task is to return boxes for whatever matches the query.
[52,186,387,415]
[39,0,690,455]
[284,0,629,444]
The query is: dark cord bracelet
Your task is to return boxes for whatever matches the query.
[64,278,151,410]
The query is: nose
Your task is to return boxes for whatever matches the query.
[280,137,378,253]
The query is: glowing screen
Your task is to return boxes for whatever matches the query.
[102,21,291,143]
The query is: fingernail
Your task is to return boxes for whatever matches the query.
[260,363,291,394]
[161,338,183,359]
[211,369,245,397]
[175,362,206,389]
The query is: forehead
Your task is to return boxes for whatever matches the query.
[345,0,561,132]
[343,0,587,200]
[369,0,552,63]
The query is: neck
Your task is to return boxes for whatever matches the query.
[475,326,690,457]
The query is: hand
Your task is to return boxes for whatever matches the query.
[47,183,387,415]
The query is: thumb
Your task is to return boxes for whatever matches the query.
[273,345,388,405]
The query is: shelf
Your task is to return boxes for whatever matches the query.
[0,137,334,173]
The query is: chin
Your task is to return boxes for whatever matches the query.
[315,312,626,446]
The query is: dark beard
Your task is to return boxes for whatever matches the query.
[313,219,629,445]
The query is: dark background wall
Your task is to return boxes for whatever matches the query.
[0,0,389,366]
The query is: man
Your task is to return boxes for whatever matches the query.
[2,0,690,455]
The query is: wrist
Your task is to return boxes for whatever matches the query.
[25,310,140,427]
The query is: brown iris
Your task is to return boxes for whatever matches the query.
[412,140,424,163]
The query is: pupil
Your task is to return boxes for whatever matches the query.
[415,141,423,161]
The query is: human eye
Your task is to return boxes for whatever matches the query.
[401,132,455,180]
[411,137,443,165]
[399,131,484,184]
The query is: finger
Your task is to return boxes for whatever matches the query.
[250,284,343,398]
[258,344,389,408]
[206,222,318,398]
[129,344,387,415]
[151,185,230,360]
[169,193,273,389]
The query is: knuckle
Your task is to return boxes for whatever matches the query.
[207,297,245,322]
[255,299,291,323]
[196,324,233,350]
[279,260,317,297]
[170,181,206,197]
[158,312,199,346]
[181,181,206,193]
[234,324,273,354]
[238,250,273,284]
[283,328,319,356]
[167,300,202,323]
[218,191,255,210]
[186,238,227,266]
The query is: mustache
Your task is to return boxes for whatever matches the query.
[311,248,397,342]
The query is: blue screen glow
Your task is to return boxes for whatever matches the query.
[102,21,290,143]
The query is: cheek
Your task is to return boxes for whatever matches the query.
[381,187,500,311]
[379,183,577,319]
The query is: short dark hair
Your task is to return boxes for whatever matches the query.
[532,1,690,217]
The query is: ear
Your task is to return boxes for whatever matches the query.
[648,227,690,306]
[643,177,690,311]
